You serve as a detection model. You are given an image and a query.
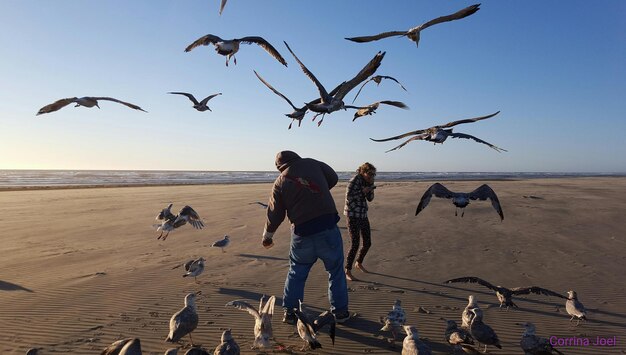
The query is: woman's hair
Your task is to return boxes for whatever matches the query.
[357,162,377,175]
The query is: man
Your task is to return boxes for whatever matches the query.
[262,150,350,325]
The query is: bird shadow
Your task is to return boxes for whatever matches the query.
[0,280,34,292]
[236,253,288,261]
[217,287,284,305]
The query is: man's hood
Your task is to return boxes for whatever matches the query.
[275,151,301,172]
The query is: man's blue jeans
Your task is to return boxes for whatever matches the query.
[282,225,348,314]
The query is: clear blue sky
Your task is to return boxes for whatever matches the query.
[0,1,624,172]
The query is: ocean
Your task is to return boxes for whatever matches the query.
[0,170,622,189]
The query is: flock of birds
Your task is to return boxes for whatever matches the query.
[23,2,592,354]
[34,2,508,154]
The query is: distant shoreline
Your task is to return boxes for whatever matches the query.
[1,175,624,192]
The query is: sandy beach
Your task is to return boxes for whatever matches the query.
[0,177,625,354]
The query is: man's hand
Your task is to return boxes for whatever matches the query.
[262,230,274,249]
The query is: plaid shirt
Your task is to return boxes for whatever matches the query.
[343,174,374,218]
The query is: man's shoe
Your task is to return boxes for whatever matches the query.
[282,310,297,325]
[334,310,351,324]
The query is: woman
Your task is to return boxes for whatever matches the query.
[343,162,376,281]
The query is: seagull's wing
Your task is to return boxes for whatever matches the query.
[351,77,375,104]
[168,92,199,105]
[468,184,504,220]
[334,51,386,101]
[283,41,330,101]
[445,276,500,293]
[449,132,507,152]
[199,93,222,105]
[238,36,288,66]
[440,111,500,128]
[511,287,568,299]
[183,259,195,272]
[377,76,408,91]
[37,97,78,115]
[380,134,431,153]
[370,128,428,142]
[378,100,409,109]
[416,4,481,32]
[91,97,147,112]
[253,70,298,110]
[345,31,407,43]
[185,34,223,52]
[260,295,276,318]
[313,310,336,344]
[225,300,261,320]
[219,0,228,15]
[415,183,455,216]
[177,205,204,229]
[101,338,134,355]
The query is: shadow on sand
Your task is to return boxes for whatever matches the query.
[236,253,288,261]
[0,280,34,292]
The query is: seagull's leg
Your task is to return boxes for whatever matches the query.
[163,231,170,241]
[461,209,465,217]
[455,208,458,217]
[317,114,326,127]
[222,248,225,253]
[234,55,237,65]
[157,231,163,240]
[288,121,293,130]
[189,333,195,346]
[569,316,574,322]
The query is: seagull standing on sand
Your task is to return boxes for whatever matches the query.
[345,4,480,47]
[214,329,240,355]
[284,41,385,126]
[416,183,504,220]
[401,325,432,355]
[370,111,505,152]
[566,290,587,326]
[166,293,200,346]
[182,257,206,282]
[468,308,502,352]
[101,338,142,355]
[156,205,204,240]
[445,277,566,310]
[461,295,479,330]
[168,92,222,112]
[380,299,406,340]
[185,34,287,67]
[211,235,230,252]
[443,319,475,354]
[183,347,210,355]
[225,295,275,349]
[352,75,408,104]
[344,100,409,121]
[518,322,564,355]
[37,96,147,115]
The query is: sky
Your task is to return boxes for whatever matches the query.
[0,0,624,172]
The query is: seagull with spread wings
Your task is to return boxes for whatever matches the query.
[155,204,204,240]
[37,96,147,115]
[168,92,222,112]
[284,41,385,126]
[185,34,287,67]
[445,277,567,310]
[345,4,480,47]
[352,75,407,104]
[344,100,408,121]
[416,183,504,220]
[370,111,505,152]
[253,70,308,129]
[225,295,275,349]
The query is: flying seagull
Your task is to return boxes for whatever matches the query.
[345,4,480,48]
[253,70,308,129]
[284,41,385,125]
[155,204,204,240]
[168,92,222,112]
[352,75,408,104]
[344,100,408,121]
[416,183,504,220]
[185,34,287,67]
[518,322,565,355]
[445,277,566,310]
[37,97,147,115]
[225,295,275,349]
[370,111,506,152]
